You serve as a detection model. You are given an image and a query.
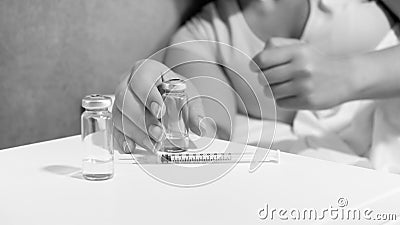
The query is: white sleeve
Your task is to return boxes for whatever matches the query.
[166,3,220,62]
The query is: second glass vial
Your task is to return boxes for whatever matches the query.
[159,78,189,152]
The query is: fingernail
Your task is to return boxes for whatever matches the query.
[199,117,216,137]
[123,141,134,153]
[122,141,129,153]
[150,102,163,119]
[126,141,136,153]
[148,124,164,142]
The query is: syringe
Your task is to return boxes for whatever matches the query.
[157,150,280,164]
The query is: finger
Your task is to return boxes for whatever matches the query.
[113,127,136,154]
[186,96,204,136]
[114,88,163,142]
[128,60,173,119]
[253,46,297,71]
[186,97,217,138]
[197,116,217,138]
[257,71,269,86]
[276,96,305,109]
[251,37,300,72]
[252,40,303,71]
[270,81,298,100]
[112,106,158,152]
[259,65,293,86]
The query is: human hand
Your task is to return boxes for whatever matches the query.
[252,38,357,110]
[113,59,215,154]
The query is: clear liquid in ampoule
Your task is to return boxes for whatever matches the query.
[81,94,114,181]
[160,79,189,153]
[82,130,114,180]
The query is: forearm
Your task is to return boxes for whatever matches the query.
[351,44,400,101]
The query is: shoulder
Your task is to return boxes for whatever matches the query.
[172,0,239,42]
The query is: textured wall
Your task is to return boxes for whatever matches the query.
[0,0,207,149]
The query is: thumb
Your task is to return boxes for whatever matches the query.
[187,98,217,138]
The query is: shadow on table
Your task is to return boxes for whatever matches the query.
[42,165,83,180]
